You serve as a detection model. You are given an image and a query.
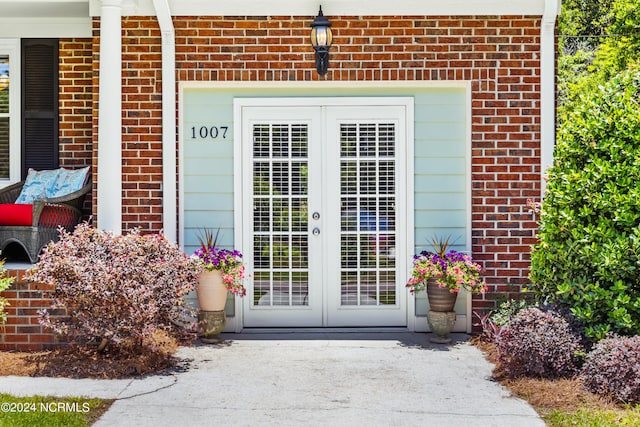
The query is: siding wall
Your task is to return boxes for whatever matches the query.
[182,87,470,251]
[182,86,470,315]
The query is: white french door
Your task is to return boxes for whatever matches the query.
[238,99,410,327]
[241,106,323,327]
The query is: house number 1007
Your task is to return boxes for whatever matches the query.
[190,126,229,140]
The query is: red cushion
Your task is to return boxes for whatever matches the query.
[0,204,33,226]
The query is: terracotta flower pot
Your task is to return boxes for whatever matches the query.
[197,270,228,311]
[426,279,457,312]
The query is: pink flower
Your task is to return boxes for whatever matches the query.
[405,247,486,295]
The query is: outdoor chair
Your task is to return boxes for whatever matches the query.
[0,167,91,263]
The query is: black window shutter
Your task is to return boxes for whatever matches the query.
[21,39,59,179]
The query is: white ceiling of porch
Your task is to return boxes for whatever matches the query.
[0,0,89,18]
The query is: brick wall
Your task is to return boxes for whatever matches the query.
[89,14,541,312]
[59,39,94,217]
[3,15,543,349]
[0,269,66,351]
[90,18,165,230]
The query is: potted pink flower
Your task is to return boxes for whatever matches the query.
[194,229,246,312]
[406,237,487,344]
[406,238,486,312]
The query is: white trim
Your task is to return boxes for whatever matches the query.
[464,81,474,333]
[152,0,177,242]
[241,327,410,334]
[235,97,415,109]
[232,100,243,332]
[0,39,20,188]
[91,0,546,17]
[540,0,560,194]
[0,18,91,38]
[181,80,471,91]
[320,106,328,327]
[96,0,123,233]
[405,96,416,332]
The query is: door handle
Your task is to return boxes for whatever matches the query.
[312,227,320,236]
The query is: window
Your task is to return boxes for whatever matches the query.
[0,55,9,179]
[22,39,59,176]
[0,39,19,186]
[0,38,59,187]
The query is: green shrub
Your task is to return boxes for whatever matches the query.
[490,298,531,327]
[530,66,640,340]
[0,260,14,325]
[474,299,532,342]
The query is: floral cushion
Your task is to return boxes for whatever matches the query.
[14,169,60,204]
[14,167,90,204]
[48,166,90,198]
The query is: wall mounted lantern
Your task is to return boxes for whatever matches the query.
[310,6,333,76]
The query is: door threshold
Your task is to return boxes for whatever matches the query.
[238,327,410,334]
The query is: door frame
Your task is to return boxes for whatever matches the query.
[233,97,415,331]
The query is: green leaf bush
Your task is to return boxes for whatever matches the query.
[530,66,640,340]
[0,260,14,325]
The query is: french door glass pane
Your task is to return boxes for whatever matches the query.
[340,123,397,306]
[252,123,309,307]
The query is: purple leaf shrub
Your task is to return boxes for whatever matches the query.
[495,307,585,379]
[28,223,199,351]
[582,335,640,404]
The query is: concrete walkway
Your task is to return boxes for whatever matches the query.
[0,333,545,426]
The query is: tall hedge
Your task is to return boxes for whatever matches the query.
[530,67,640,340]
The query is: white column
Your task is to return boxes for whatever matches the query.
[97,0,123,234]
[153,0,177,242]
[540,0,561,194]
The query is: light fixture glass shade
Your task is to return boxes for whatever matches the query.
[311,26,333,49]
[310,6,333,50]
